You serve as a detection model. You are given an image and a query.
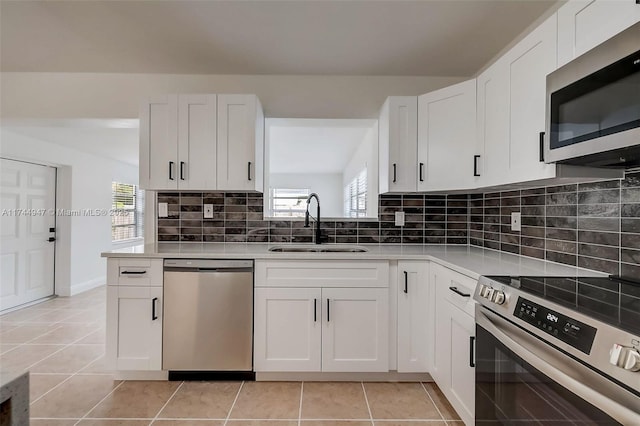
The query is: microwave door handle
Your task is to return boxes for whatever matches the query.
[477,308,640,425]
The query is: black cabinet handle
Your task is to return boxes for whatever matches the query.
[248,162,252,181]
[169,161,175,180]
[473,155,481,177]
[327,298,330,322]
[180,161,185,180]
[392,163,397,183]
[47,237,56,242]
[449,286,470,298]
[469,336,476,367]
[152,297,158,320]
[403,271,408,294]
[121,270,147,275]
[539,132,545,162]
[314,298,317,322]
[419,163,424,182]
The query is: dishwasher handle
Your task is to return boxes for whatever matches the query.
[164,259,253,270]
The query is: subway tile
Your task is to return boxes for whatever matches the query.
[546,239,576,254]
[521,226,545,238]
[621,248,640,265]
[546,192,577,205]
[546,251,577,266]
[546,205,577,217]
[578,244,619,261]
[546,217,577,229]
[522,237,544,249]
[578,230,619,247]
[501,243,520,254]
[545,228,577,241]
[521,246,544,259]
[577,256,619,275]
[578,180,620,191]
[578,204,620,218]
[578,189,619,204]
[521,187,545,196]
[622,218,640,233]
[621,233,640,249]
[621,188,640,203]
[621,262,640,278]
[621,204,640,217]
[546,184,577,194]
[577,217,620,232]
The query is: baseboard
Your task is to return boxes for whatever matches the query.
[256,371,433,382]
[69,276,105,296]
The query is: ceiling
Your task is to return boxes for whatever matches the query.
[4,120,140,166]
[1,0,557,76]
[269,119,376,174]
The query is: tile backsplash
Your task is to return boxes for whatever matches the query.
[156,192,469,245]
[156,171,640,277]
[469,171,640,277]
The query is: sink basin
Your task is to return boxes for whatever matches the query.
[268,245,369,253]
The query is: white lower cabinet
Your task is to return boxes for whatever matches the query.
[430,264,476,426]
[397,261,430,373]
[106,285,162,371]
[254,286,388,372]
[254,287,322,372]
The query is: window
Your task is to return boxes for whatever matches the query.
[112,182,144,241]
[270,188,310,217]
[344,168,367,218]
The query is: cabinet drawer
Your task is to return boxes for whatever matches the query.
[255,260,389,288]
[434,264,477,317]
[107,258,163,286]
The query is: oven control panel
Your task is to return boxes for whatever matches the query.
[514,297,597,355]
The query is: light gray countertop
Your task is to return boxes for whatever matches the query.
[102,243,606,279]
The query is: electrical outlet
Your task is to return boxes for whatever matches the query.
[511,212,521,232]
[395,211,405,226]
[203,204,214,219]
[158,202,168,218]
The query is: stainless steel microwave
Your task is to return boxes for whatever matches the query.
[544,22,640,168]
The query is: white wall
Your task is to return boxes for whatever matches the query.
[269,173,343,218]
[0,128,138,296]
[342,126,379,217]
[0,73,464,120]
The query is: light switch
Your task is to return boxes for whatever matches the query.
[203,204,214,219]
[511,212,521,232]
[158,202,168,218]
[395,211,405,226]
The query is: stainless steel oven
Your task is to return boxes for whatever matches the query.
[474,276,640,425]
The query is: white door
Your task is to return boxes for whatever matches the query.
[397,261,430,373]
[0,159,56,311]
[106,285,162,370]
[449,308,475,426]
[139,95,178,190]
[254,287,322,372]
[322,287,389,372]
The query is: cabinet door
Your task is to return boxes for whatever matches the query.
[449,308,475,426]
[431,267,452,388]
[476,59,510,187]
[557,0,640,67]
[177,94,217,190]
[106,286,162,371]
[139,95,178,190]
[322,287,389,372]
[379,96,418,193]
[418,80,477,191]
[397,261,429,373]
[254,287,322,372]
[217,94,264,192]
[506,14,557,184]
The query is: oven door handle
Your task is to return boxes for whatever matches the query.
[477,307,640,425]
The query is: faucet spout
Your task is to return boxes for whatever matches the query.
[305,193,323,244]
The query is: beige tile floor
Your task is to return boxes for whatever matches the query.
[1,286,462,426]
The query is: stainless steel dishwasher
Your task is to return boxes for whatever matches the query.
[163,259,254,380]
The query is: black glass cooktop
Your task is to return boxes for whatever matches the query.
[484,275,640,336]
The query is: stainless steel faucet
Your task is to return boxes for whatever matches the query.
[304,193,325,244]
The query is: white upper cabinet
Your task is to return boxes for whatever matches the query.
[476,58,510,187]
[505,13,557,183]
[557,0,640,67]
[217,94,264,192]
[379,96,418,193]
[140,95,179,190]
[178,94,217,190]
[476,14,557,187]
[418,80,477,191]
[140,93,264,192]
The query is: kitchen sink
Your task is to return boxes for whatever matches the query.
[268,245,369,253]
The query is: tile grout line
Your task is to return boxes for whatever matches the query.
[28,326,107,406]
[360,381,374,426]
[420,382,447,424]
[73,379,126,426]
[223,380,245,426]
[297,381,304,426]
[149,380,184,425]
